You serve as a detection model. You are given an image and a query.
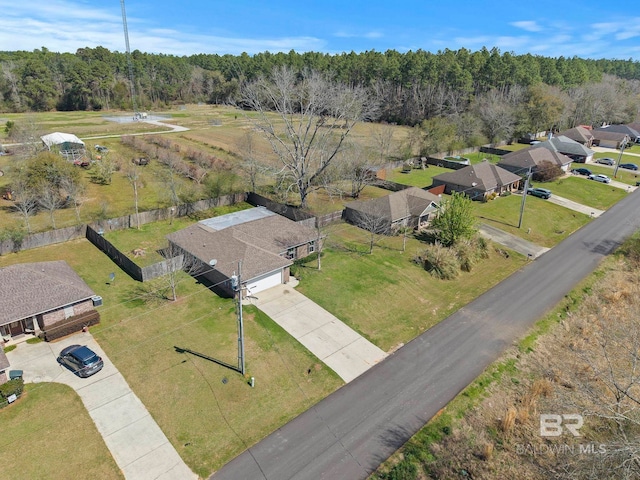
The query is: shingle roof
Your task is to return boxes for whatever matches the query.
[594,124,640,140]
[533,135,595,157]
[560,126,593,144]
[498,146,573,173]
[344,187,440,222]
[166,213,317,281]
[0,261,96,326]
[0,349,9,371]
[591,130,628,142]
[432,162,522,190]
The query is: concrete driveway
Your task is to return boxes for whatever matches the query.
[547,194,604,217]
[6,332,197,480]
[478,223,549,259]
[249,283,387,382]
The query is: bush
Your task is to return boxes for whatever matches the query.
[419,243,459,280]
[455,240,476,272]
[3,344,16,353]
[0,378,24,400]
[379,460,418,480]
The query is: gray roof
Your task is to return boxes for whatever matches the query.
[560,126,593,144]
[432,162,522,190]
[498,146,573,173]
[167,214,317,281]
[199,207,274,231]
[594,124,640,140]
[344,187,440,222]
[0,261,96,326]
[533,135,595,157]
[591,130,628,142]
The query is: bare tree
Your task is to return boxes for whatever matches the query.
[60,174,87,222]
[474,89,517,145]
[237,129,268,192]
[37,181,64,229]
[352,206,391,254]
[239,66,377,208]
[10,176,38,233]
[373,123,395,163]
[125,163,142,229]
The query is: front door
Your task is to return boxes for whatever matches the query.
[9,321,24,336]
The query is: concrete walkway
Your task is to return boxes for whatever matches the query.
[6,333,197,480]
[548,194,604,217]
[248,282,387,382]
[478,223,550,259]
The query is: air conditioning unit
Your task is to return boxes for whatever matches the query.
[92,296,103,307]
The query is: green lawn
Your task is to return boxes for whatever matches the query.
[386,165,452,187]
[0,239,342,477]
[538,173,627,210]
[0,383,123,480]
[295,223,528,351]
[472,193,591,247]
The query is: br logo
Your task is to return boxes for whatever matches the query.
[539,414,583,437]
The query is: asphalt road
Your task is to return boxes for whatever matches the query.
[213,189,640,480]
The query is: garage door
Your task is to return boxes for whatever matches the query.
[246,270,282,295]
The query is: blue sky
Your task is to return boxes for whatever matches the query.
[1,0,639,59]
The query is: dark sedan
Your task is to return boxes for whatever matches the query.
[619,163,639,171]
[58,344,104,378]
[571,167,592,176]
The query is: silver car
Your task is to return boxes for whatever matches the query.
[588,174,611,183]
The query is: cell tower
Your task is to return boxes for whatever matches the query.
[120,0,138,116]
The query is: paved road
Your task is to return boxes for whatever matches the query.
[213,189,640,480]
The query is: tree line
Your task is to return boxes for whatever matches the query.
[1,46,640,125]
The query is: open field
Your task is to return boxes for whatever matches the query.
[0,383,123,480]
[386,165,454,187]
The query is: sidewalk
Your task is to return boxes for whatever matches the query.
[6,333,197,480]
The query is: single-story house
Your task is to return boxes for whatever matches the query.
[0,261,100,343]
[343,187,441,233]
[498,147,574,176]
[591,130,630,149]
[560,126,594,147]
[0,349,9,385]
[431,161,522,201]
[594,124,640,144]
[167,207,319,297]
[41,132,87,164]
[532,135,595,163]
[627,122,640,140]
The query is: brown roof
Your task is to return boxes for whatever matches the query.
[344,187,440,221]
[0,349,9,371]
[498,147,573,173]
[167,214,317,281]
[560,126,593,144]
[591,130,628,142]
[432,162,522,190]
[0,261,96,326]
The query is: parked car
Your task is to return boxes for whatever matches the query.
[527,187,552,199]
[58,344,104,378]
[619,163,639,171]
[571,167,592,176]
[595,157,615,166]
[588,174,611,183]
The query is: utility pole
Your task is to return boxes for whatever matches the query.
[120,0,138,116]
[613,140,627,178]
[518,168,533,229]
[232,261,246,375]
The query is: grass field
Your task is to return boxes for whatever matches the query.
[539,173,628,210]
[0,383,123,480]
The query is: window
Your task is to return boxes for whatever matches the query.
[309,241,316,253]
[286,247,295,259]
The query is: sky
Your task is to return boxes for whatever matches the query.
[1,0,639,60]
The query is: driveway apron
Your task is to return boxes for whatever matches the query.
[6,332,197,480]
[249,283,387,382]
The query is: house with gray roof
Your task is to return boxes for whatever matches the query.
[532,135,595,163]
[431,161,522,201]
[0,261,99,343]
[594,124,640,144]
[167,208,319,297]
[591,129,629,149]
[343,187,441,233]
[0,349,9,385]
[498,147,574,176]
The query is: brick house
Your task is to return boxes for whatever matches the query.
[0,261,99,343]
[431,161,523,201]
[0,349,9,385]
[167,208,320,297]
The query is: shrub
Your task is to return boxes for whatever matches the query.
[0,378,24,400]
[419,243,459,280]
[3,344,16,353]
[455,240,476,272]
[379,460,418,480]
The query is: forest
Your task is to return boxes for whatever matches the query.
[1,46,640,133]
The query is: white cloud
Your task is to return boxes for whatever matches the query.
[334,30,383,39]
[511,21,542,33]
